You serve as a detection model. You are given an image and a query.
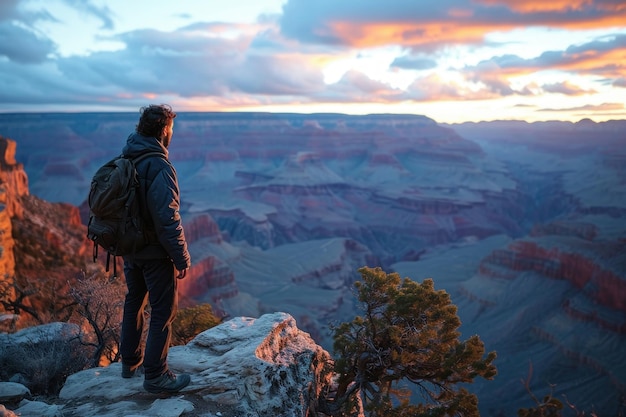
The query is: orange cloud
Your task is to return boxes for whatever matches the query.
[300,3,626,50]
[556,15,626,30]
[326,21,497,49]
[405,73,500,101]
[524,45,626,81]
[500,0,626,13]
[542,81,596,95]
[464,37,626,93]
[540,102,625,112]
[476,0,595,13]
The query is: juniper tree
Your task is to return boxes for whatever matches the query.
[330,266,497,417]
[172,303,222,345]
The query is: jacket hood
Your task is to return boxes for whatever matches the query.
[122,132,168,158]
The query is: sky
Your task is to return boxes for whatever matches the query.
[0,0,625,123]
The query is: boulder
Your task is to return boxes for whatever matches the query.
[0,382,29,403]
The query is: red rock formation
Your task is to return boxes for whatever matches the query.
[0,137,29,302]
[184,213,222,245]
[531,324,626,395]
[179,254,238,315]
[0,207,16,293]
[176,212,240,314]
[531,221,597,241]
[0,137,29,218]
[481,238,626,313]
[562,298,626,334]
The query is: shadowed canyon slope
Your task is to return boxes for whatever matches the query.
[1,112,625,415]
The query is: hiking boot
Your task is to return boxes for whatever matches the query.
[143,370,190,394]
[122,363,142,378]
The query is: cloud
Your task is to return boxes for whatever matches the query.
[279,0,626,51]
[403,73,499,101]
[0,0,115,64]
[476,0,625,14]
[61,0,115,30]
[321,70,402,102]
[0,59,113,105]
[0,1,58,63]
[390,55,437,71]
[230,54,326,95]
[542,81,595,95]
[0,22,56,63]
[464,60,530,96]
[0,18,330,109]
[459,33,626,97]
[539,102,624,112]
[0,0,20,20]
[53,23,247,97]
[279,1,490,51]
[524,34,626,81]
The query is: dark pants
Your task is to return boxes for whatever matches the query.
[120,257,177,380]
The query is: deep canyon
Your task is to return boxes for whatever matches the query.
[0,112,624,416]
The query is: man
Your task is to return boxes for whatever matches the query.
[119,104,191,394]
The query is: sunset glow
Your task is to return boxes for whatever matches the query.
[0,0,624,123]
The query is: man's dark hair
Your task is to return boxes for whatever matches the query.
[136,104,177,137]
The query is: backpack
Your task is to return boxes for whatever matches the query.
[87,152,161,276]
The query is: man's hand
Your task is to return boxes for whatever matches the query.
[176,268,188,280]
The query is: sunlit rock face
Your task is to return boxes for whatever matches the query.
[0,137,29,307]
[1,113,625,415]
[0,138,28,220]
[0,198,15,286]
[0,136,93,332]
[0,138,29,218]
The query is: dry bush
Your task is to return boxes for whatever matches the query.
[0,334,89,395]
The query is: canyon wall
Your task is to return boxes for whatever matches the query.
[0,136,93,331]
[0,137,29,309]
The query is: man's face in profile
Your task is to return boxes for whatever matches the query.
[162,120,174,148]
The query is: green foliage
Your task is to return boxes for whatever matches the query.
[331,266,497,417]
[172,303,221,345]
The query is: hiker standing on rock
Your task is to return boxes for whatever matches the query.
[119,104,191,393]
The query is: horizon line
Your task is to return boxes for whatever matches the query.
[1,110,624,125]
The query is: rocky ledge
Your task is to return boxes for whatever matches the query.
[0,312,332,417]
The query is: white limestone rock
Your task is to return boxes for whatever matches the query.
[0,382,30,403]
[13,400,63,417]
[57,312,332,417]
[0,322,80,347]
[170,312,333,415]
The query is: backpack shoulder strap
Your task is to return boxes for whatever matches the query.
[125,151,165,165]
[123,152,167,179]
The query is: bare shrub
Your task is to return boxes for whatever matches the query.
[0,332,89,395]
[69,268,125,367]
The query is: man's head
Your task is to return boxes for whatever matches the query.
[136,104,177,147]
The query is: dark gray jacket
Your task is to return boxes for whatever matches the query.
[122,132,191,271]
